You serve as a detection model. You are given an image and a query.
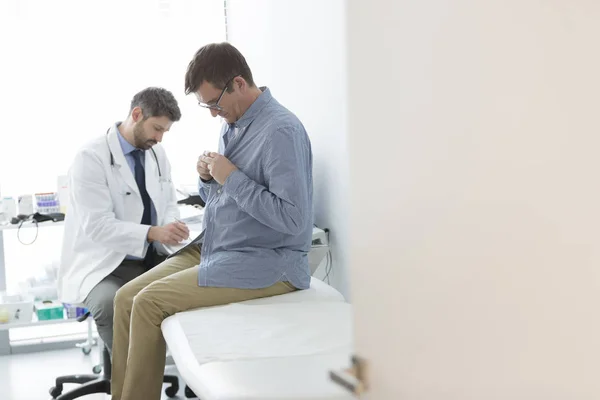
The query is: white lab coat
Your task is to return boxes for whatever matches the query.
[58,124,180,303]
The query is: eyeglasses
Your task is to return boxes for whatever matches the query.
[198,75,239,112]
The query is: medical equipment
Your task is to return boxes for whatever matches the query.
[1,197,17,221]
[105,131,162,177]
[0,293,34,325]
[35,192,60,214]
[162,278,351,400]
[310,226,330,275]
[57,175,69,213]
[18,194,34,215]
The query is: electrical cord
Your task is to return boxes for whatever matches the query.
[322,228,333,284]
[323,248,333,284]
[14,212,63,245]
[17,218,39,245]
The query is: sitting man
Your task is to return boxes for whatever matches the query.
[110,42,314,400]
[58,87,188,355]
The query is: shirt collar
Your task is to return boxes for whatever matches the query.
[115,122,138,156]
[233,87,272,129]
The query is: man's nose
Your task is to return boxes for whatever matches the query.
[210,108,219,118]
[156,132,164,143]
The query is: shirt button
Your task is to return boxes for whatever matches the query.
[217,189,221,194]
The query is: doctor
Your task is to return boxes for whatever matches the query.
[58,87,189,354]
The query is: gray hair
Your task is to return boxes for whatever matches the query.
[130,87,181,121]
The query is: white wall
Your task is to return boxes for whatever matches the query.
[227,0,351,297]
[0,0,225,197]
[347,1,600,398]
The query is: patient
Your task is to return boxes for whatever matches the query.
[110,42,314,400]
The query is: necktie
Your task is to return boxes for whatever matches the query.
[131,150,152,225]
[131,150,156,267]
[223,123,236,148]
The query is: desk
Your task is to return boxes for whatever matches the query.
[0,205,203,355]
[0,220,65,354]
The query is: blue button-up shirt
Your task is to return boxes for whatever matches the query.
[198,88,313,290]
[116,125,157,259]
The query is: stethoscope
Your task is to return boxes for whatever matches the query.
[105,128,162,178]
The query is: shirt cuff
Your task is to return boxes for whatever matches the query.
[223,169,248,199]
[144,225,152,244]
[198,176,215,190]
[143,239,150,255]
[140,225,152,257]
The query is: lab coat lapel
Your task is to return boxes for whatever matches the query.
[107,126,140,196]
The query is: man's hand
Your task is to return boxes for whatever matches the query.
[201,152,238,185]
[197,151,213,181]
[147,221,189,245]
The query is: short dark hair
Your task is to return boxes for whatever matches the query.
[184,42,255,95]
[130,87,181,122]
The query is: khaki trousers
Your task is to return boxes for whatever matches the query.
[111,245,296,400]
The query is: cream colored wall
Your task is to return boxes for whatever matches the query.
[347,1,600,398]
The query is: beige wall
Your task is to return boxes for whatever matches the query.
[347,1,600,398]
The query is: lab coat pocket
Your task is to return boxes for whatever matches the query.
[115,187,135,218]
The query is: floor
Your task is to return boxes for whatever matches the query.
[0,347,189,400]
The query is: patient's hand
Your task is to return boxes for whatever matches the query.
[201,152,238,185]
[147,222,189,245]
[197,151,213,181]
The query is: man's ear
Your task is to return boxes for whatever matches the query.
[233,76,246,93]
[131,106,144,122]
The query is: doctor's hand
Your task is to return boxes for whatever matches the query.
[147,222,189,245]
[201,152,238,185]
[197,151,213,182]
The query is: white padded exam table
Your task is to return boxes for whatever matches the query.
[162,278,354,400]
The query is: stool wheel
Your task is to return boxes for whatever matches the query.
[49,385,63,398]
[165,380,179,398]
